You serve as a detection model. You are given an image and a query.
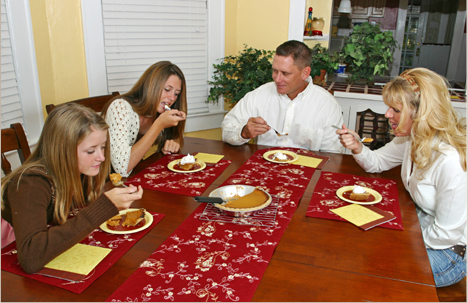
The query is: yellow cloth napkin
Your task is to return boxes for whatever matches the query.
[143,145,159,160]
[331,204,383,227]
[195,152,224,163]
[44,243,111,276]
[292,155,323,168]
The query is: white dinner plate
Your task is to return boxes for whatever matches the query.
[167,159,206,173]
[100,208,153,234]
[336,186,382,205]
[263,150,299,164]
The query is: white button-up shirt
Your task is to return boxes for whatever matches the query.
[354,136,467,249]
[221,77,344,153]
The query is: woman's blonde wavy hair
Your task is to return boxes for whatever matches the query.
[382,67,466,178]
[101,61,187,151]
[1,103,111,225]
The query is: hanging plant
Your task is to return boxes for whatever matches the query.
[342,22,399,83]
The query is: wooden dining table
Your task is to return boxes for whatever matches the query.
[1,137,439,301]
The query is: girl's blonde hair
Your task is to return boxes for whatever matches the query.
[101,61,187,150]
[1,103,111,225]
[382,67,466,177]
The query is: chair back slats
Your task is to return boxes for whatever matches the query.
[1,123,31,175]
[45,91,120,114]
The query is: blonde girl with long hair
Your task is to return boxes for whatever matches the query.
[1,103,143,274]
[101,61,187,177]
[335,67,466,287]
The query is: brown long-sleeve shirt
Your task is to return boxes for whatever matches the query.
[1,169,118,274]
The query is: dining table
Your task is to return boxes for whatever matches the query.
[1,137,439,302]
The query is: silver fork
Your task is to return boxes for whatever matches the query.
[332,125,369,143]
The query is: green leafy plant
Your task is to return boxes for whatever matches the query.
[342,22,399,83]
[207,45,274,104]
[310,43,339,78]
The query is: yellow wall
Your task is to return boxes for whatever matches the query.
[225,0,290,56]
[29,0,89,119]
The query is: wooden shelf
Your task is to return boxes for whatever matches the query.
[303,34,330,41]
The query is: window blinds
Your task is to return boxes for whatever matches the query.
[1,0,25,130]
[101,0,209,114]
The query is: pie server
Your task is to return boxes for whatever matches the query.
[194,196,224,204]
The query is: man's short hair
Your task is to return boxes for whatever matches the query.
[275,40,312,69]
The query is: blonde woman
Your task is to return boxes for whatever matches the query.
[335,68,466,287]
[1,104,143,274]
[101,61,187,177]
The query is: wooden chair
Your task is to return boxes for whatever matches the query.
[437,277,466,302]
[1,123,31,175]
[45,91,120,114]
[357,108,393,150]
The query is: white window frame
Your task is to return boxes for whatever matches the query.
[4,0,43,144]
[81,0,226,132]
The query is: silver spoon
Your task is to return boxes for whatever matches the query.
[332,125,373,143]
[271,127,288,137]
[164,104,171,111]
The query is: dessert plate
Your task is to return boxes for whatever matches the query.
[263,150,298,164]
[336,186,382,205]
[100,208,153,235]
[167,159,206,173]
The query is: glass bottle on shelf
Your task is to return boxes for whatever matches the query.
[304,7,313,37]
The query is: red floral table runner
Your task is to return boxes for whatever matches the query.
[106,148,316,302]
[126,154,232,197]
[1,211,164,294]
[306,172,403,230]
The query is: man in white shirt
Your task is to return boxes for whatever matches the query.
[222,40,344,153]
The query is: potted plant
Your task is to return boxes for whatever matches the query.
[310,43,339,85]
[207,45,274,107]
[342,22,399,84]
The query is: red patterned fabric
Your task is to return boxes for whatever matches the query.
[306,172,404,230]
[106,148,316,302]
[126,154,232,197]
[1,211,164,294]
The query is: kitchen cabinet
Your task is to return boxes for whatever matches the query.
[333,0,386,18]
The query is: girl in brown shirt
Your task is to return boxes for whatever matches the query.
[1,103,143,274]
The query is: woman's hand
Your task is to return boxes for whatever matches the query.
[155,109,186,129]
[161,139,180,155]
[335,124,363,154]
[104,185,143,210]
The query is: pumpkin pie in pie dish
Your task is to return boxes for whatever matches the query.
[215,187,272,212]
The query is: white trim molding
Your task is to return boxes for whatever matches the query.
[6,0,43,144]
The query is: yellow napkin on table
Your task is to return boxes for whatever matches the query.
[195,153,224,164]
[143,145,159,160]
[331,204,383,227]
[292,155,323,168]
[44,243,111,276]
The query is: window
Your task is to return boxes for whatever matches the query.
[82,0,225,131]
[1,0,43,145]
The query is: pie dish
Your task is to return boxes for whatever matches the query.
[167,159,206,173]
[263,150,299,164]
[100,208,153,234]
[209,185,272,216]
[336,186,382,205]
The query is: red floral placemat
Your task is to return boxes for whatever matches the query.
[126,154,231,197]
[106,148,316,302]
[1,211,164,294]
[306,172,403,230]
